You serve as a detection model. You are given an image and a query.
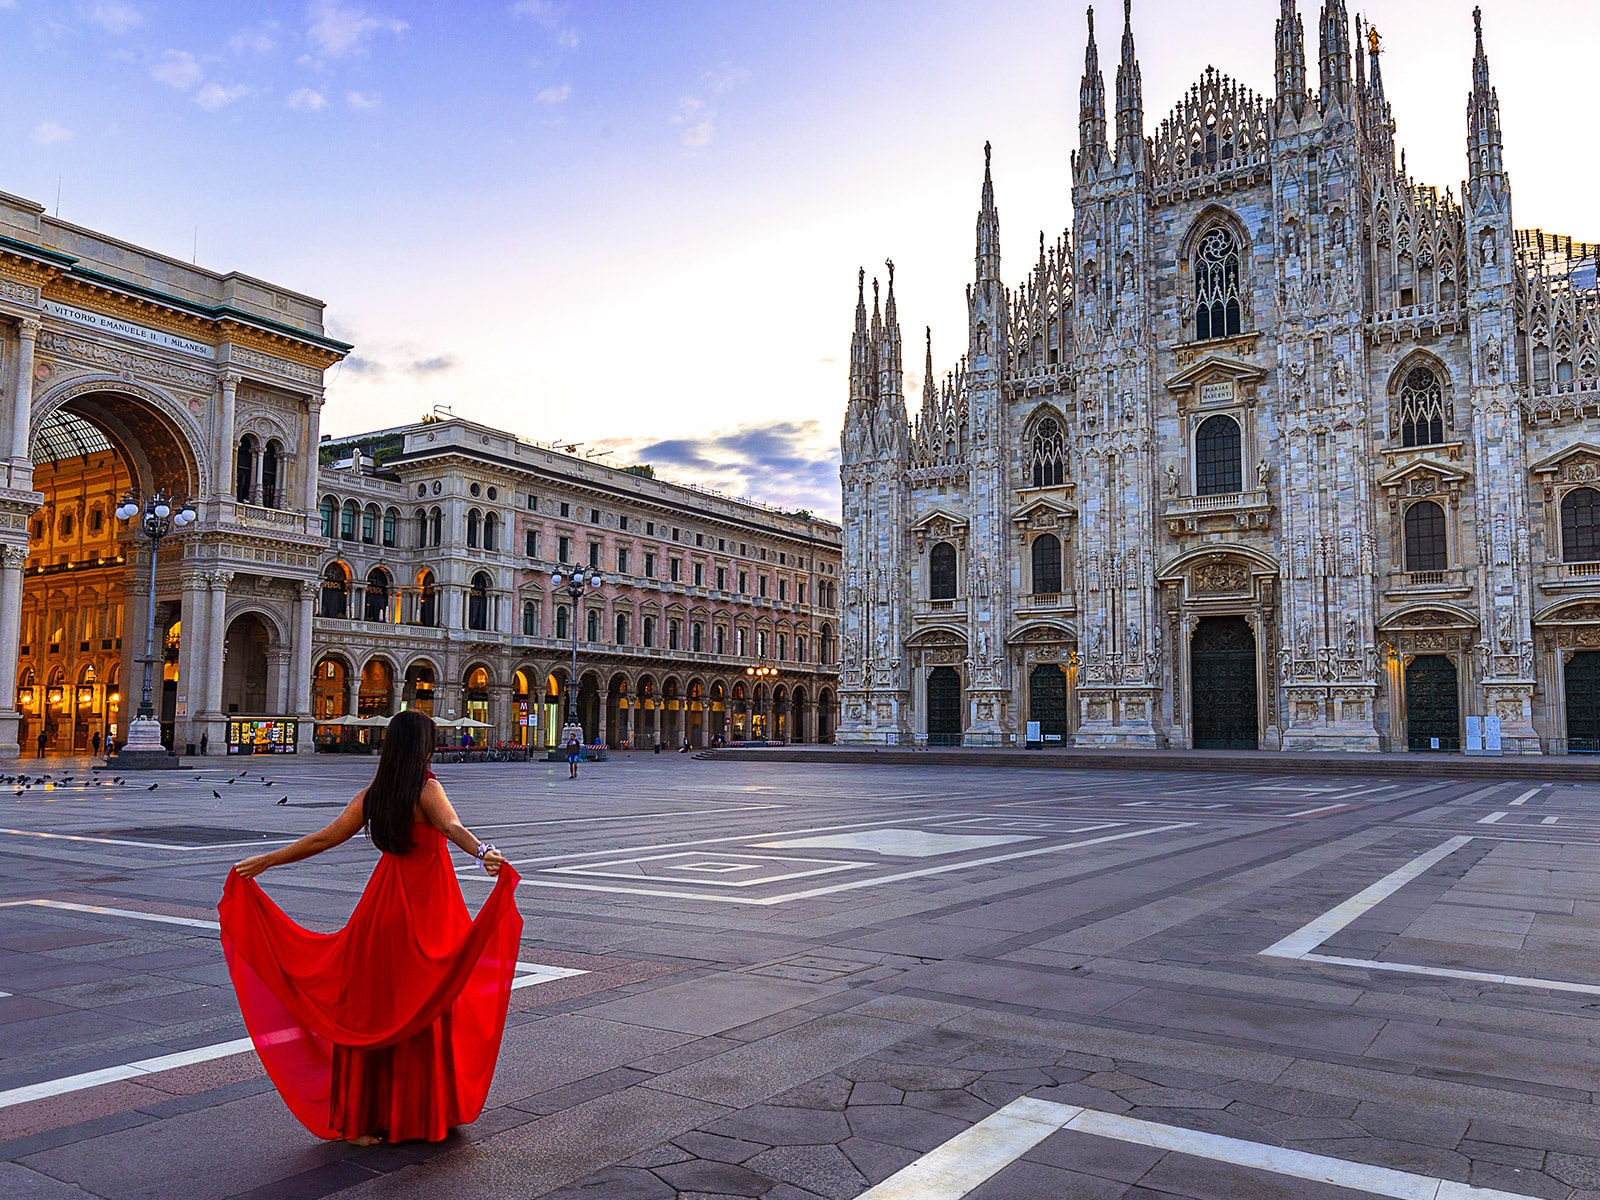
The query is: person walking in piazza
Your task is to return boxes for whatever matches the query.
[218,709,522,1146]
[566,733,581,779]
[91,731,101,757]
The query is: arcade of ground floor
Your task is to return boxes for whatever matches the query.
[5,758,1600,1197]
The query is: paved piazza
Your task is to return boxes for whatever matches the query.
[5,757,1600,1198]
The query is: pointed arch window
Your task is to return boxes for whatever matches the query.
[1398,365,1445,447]
[1193,225,1243,341]
[1028,417,1065,487]
[1561,487,1600,563]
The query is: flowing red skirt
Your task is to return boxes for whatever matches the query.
[218,822,522,1142]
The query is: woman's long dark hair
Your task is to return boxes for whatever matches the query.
[364,709,435,854]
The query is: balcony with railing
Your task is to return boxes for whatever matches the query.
[1383,567,1471,599]
[232,503,309,537]
[1539,559,1600,591]
[913,597,968,620]
[1162,488,1272,536]
[1018,590,1077,612]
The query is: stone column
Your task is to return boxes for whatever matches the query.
[176,571,211,749]
[293,581,315,723]
[215,373,239,501]
[303,398,323,514]
[8,319,39,464]
[0,544,27,761]
[202,573,230,717]
[250,445,264,506]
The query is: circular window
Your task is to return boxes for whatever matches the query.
[432,481,442,495]
[469,483,481,497]
[416,484,426,497]
[487,486,498,501]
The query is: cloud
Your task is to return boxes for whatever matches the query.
[670,66,747,149]
[338,350,458,380]
[671,96,714,147]
[195,81,250,110]
[702,63,751,94]
[84,2,141,34]
[150,49,202,90]
[510,0,579,49]
[534,82,570,105]
[345,90,381,110]
[305,0,407,57]
[229,20,281,54]
[597,421,840,513]
[287,87,327,111]
[32,121,73,145]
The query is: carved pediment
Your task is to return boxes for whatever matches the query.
[1530,442,1600,484]
[1164,355,1268,407]
[1378,604,1478,631]
[1535,599,1600,626]
[1377,457,1470,496]
[1009,495,1077,530]
[909,508,969,550]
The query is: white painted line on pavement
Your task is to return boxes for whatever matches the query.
[0,827,293,851]
[474,802,786,831]
[0,899,221,930]
[1260,836,1473,960]
[0,1038,259,1109]
[1478,812,1508,825]
[1285,803,1349,818]
[1508,788,1540,806]
[857,1096,1544,1199]
[1259,836,1600,996]
[1542,816,1560,825]
[505,823,1196,906]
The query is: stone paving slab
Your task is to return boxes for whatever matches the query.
[7,757,1600,1197]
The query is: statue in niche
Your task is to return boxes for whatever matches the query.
[1127,622,1141,658]
[1480,228,1498,267]
[1256,458,1271,490]
[1343,614,1358,655]
[1485,333,1503,378]
[1165,463,1180,496]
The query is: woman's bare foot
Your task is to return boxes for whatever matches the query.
[345,1134,382,1147]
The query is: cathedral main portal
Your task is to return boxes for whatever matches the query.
[1190,616,1258,750]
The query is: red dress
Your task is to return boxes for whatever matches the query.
[219,820,522,1142]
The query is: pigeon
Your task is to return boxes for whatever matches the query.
[213,790,222,799]
[147,783,158,790]
[277,796,288,805]
[262,780,272,786]
[225,778,235,786]
[237,770,248,778]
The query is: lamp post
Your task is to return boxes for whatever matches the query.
[550,569,603,743]
[114,489,195,766]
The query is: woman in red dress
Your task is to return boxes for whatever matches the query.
[219,709,522,1145]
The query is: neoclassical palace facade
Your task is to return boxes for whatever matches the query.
[0,188,344,762]
[840,3,1600,753]
[309,419,840,751]
[0,193,840,762]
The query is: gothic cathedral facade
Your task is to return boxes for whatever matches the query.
[838,2,1600,754]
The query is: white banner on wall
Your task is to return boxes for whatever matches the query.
[43,300,214,360]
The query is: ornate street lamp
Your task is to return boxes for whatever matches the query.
[549,569,604,742]
[745,665,778,740]
[114,489,195,766]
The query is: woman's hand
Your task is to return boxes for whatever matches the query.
[481,848,506,877]
[234,853,273,880]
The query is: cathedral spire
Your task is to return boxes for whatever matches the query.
[1114,0,1143,168]
[879,259,904,423]
[976,142,1001,284]
[1076,6,1108,179]
[1467,6,1508,201]
[1317,0,1351,113]
[848,267,869,408]
[923,326,936,410]
[1274,0,1308,121]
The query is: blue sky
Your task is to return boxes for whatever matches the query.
[4,1,1595,516]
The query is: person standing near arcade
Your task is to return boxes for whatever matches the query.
[218,709,521,1145]
[566,733,581,779]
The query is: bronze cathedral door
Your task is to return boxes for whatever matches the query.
[1190,616,1258,750]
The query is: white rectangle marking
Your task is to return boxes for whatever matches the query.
[1260,836,1473,960]
[858,1096,1543,1200]
[1508,788,1540,807]
[1478,812,1508,825]
[1285,803,1347,818]
[1541,816,1559,825]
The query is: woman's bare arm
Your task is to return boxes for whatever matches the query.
[233,791,366,879]
[418,779,505,875]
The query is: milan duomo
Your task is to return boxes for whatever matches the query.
[837,2,1600,754]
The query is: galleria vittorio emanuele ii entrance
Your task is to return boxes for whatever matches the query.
[0,190,347,763]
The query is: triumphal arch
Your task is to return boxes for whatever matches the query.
[0,189,347,763]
